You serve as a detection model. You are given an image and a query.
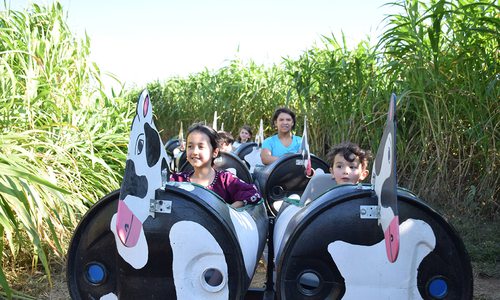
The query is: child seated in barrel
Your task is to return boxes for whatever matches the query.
[261,107,302,165]
[327,142,372,184]
[218,130,235,152]
[232,125,253,149]
[170,123,261,208]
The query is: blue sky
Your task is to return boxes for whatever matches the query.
[8,0,399,89]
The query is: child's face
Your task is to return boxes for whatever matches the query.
[330,153,369,184]
[239,129,251,142]
[220,142,233,152]
[186,131,218,170]
[274,113,294,134]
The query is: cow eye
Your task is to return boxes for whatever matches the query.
[136,133,145,155]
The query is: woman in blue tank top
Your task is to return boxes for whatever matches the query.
[261,107,302,165]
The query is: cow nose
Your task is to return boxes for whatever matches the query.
[120,160,148,199]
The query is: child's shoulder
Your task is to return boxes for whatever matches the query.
[217,169,247,184]
[216,169,234,178]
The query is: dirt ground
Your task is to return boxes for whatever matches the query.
[44,262,499,300]
[474,276,500,300]
[249,261,500,300]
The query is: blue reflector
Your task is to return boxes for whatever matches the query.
[428,277,448,299]
[86,263,106,284]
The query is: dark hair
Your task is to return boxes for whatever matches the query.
[271,107,296,130]
[187,122,220,164]
[236,125,253,143]
[218,130,234,145]
[327,142,372,169]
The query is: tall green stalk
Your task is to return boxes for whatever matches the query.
[0,3,131,297]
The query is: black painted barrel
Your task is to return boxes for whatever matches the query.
[165,138,181,157]
[180,151,253,184]
[253,153,329,216]
[274,184,473,300]
[67,184,268,299]
[164,138,183,172]
[233,142,258,167]
[174,151,188,173]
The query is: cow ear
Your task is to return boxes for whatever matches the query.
[137,89,152,122]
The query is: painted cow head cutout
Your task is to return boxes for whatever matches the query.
[111,89,170,269]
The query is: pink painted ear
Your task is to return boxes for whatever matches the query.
[143,95,150,118]
[116,200,143,247]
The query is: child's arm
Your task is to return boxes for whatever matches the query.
[230,201,245,208]
[223,172,261,206]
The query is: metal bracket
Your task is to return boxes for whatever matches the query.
[295,159,304,166]
[360,205,379,219]
[149,199,172,217]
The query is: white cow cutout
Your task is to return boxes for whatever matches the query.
[328,218,436,299]
[170,221,229,299]
[244,147,263,173]
[111,90,171,269]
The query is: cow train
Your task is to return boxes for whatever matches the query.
[67,90,473,299]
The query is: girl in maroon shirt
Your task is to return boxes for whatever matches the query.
[170,123,261,208]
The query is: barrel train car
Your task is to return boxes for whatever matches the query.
[67,90,472,299]
[272,182,472,299]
